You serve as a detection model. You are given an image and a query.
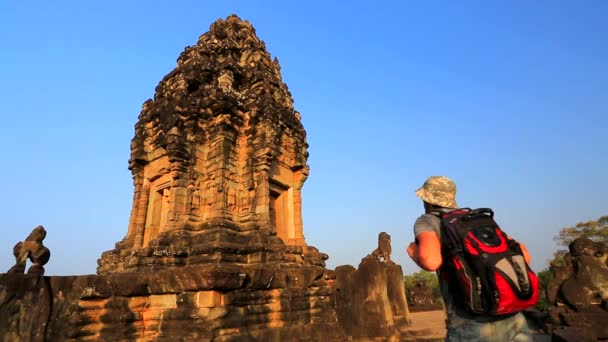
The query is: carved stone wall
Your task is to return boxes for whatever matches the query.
[0,270,343,341]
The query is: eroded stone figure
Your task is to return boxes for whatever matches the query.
[547,237,608,340]
[371,232,392,263]
[7,225,51,276]
[549,237,608,308]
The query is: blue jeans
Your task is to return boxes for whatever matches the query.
[446,312,531,342]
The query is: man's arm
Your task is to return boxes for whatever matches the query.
[519,242,531,264]
[505,234,532,264]
[407,231,442,271]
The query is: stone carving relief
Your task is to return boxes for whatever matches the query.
[218,70,234,92]
[187,181,202,217]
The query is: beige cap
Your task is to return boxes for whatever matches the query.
[415,176,458,208]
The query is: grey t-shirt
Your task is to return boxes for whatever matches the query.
[413,210,505,326]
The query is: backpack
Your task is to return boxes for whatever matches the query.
[433,208,539,315]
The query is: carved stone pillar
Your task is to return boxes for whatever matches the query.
[289,188,304,245]
[133,180,150,248]
[253,150,272,228]
[254,169,270,227]
[290,167,309,245]
[124,172,144,248]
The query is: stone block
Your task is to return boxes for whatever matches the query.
[196,290,223,308]
[198,307,229,320]
[247,251,262,263]
[148,294,177,309]
[129,296,148,310]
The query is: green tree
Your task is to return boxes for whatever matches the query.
[548,215,607,267]
[534,267,554,311]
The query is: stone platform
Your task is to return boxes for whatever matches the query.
[0,267,342,341]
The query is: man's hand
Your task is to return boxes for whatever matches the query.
[407,242,417,260]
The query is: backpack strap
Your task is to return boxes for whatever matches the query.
[427,210,443,218]
[434,208,471,254]
[426,210,450,250]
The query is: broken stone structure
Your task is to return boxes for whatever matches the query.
[7,226,50,277]
[546,237,608,341]
[0,15,424,342]
[333,232,417,340]
[407,281,440,312]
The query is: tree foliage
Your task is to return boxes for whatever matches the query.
[554,215,608,247]
[534,266,553,311]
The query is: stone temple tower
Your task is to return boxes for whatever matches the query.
[0,16,411,342]
[98,15,324,274]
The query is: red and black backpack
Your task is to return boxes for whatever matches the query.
[433,208,539,315]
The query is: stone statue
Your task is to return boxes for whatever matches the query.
[218,70,234,92]
[546,237,608,340]
[371,232,392,263]
[548,237,608,308]
[7,225,51,276]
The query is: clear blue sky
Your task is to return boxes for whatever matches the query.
[1,1,606,275]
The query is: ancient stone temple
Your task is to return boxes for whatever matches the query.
[98,14,318,274]
[0,15,423,342]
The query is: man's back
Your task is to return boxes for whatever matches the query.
[407,176,533,341]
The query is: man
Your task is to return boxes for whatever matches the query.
[407,176,531,342]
